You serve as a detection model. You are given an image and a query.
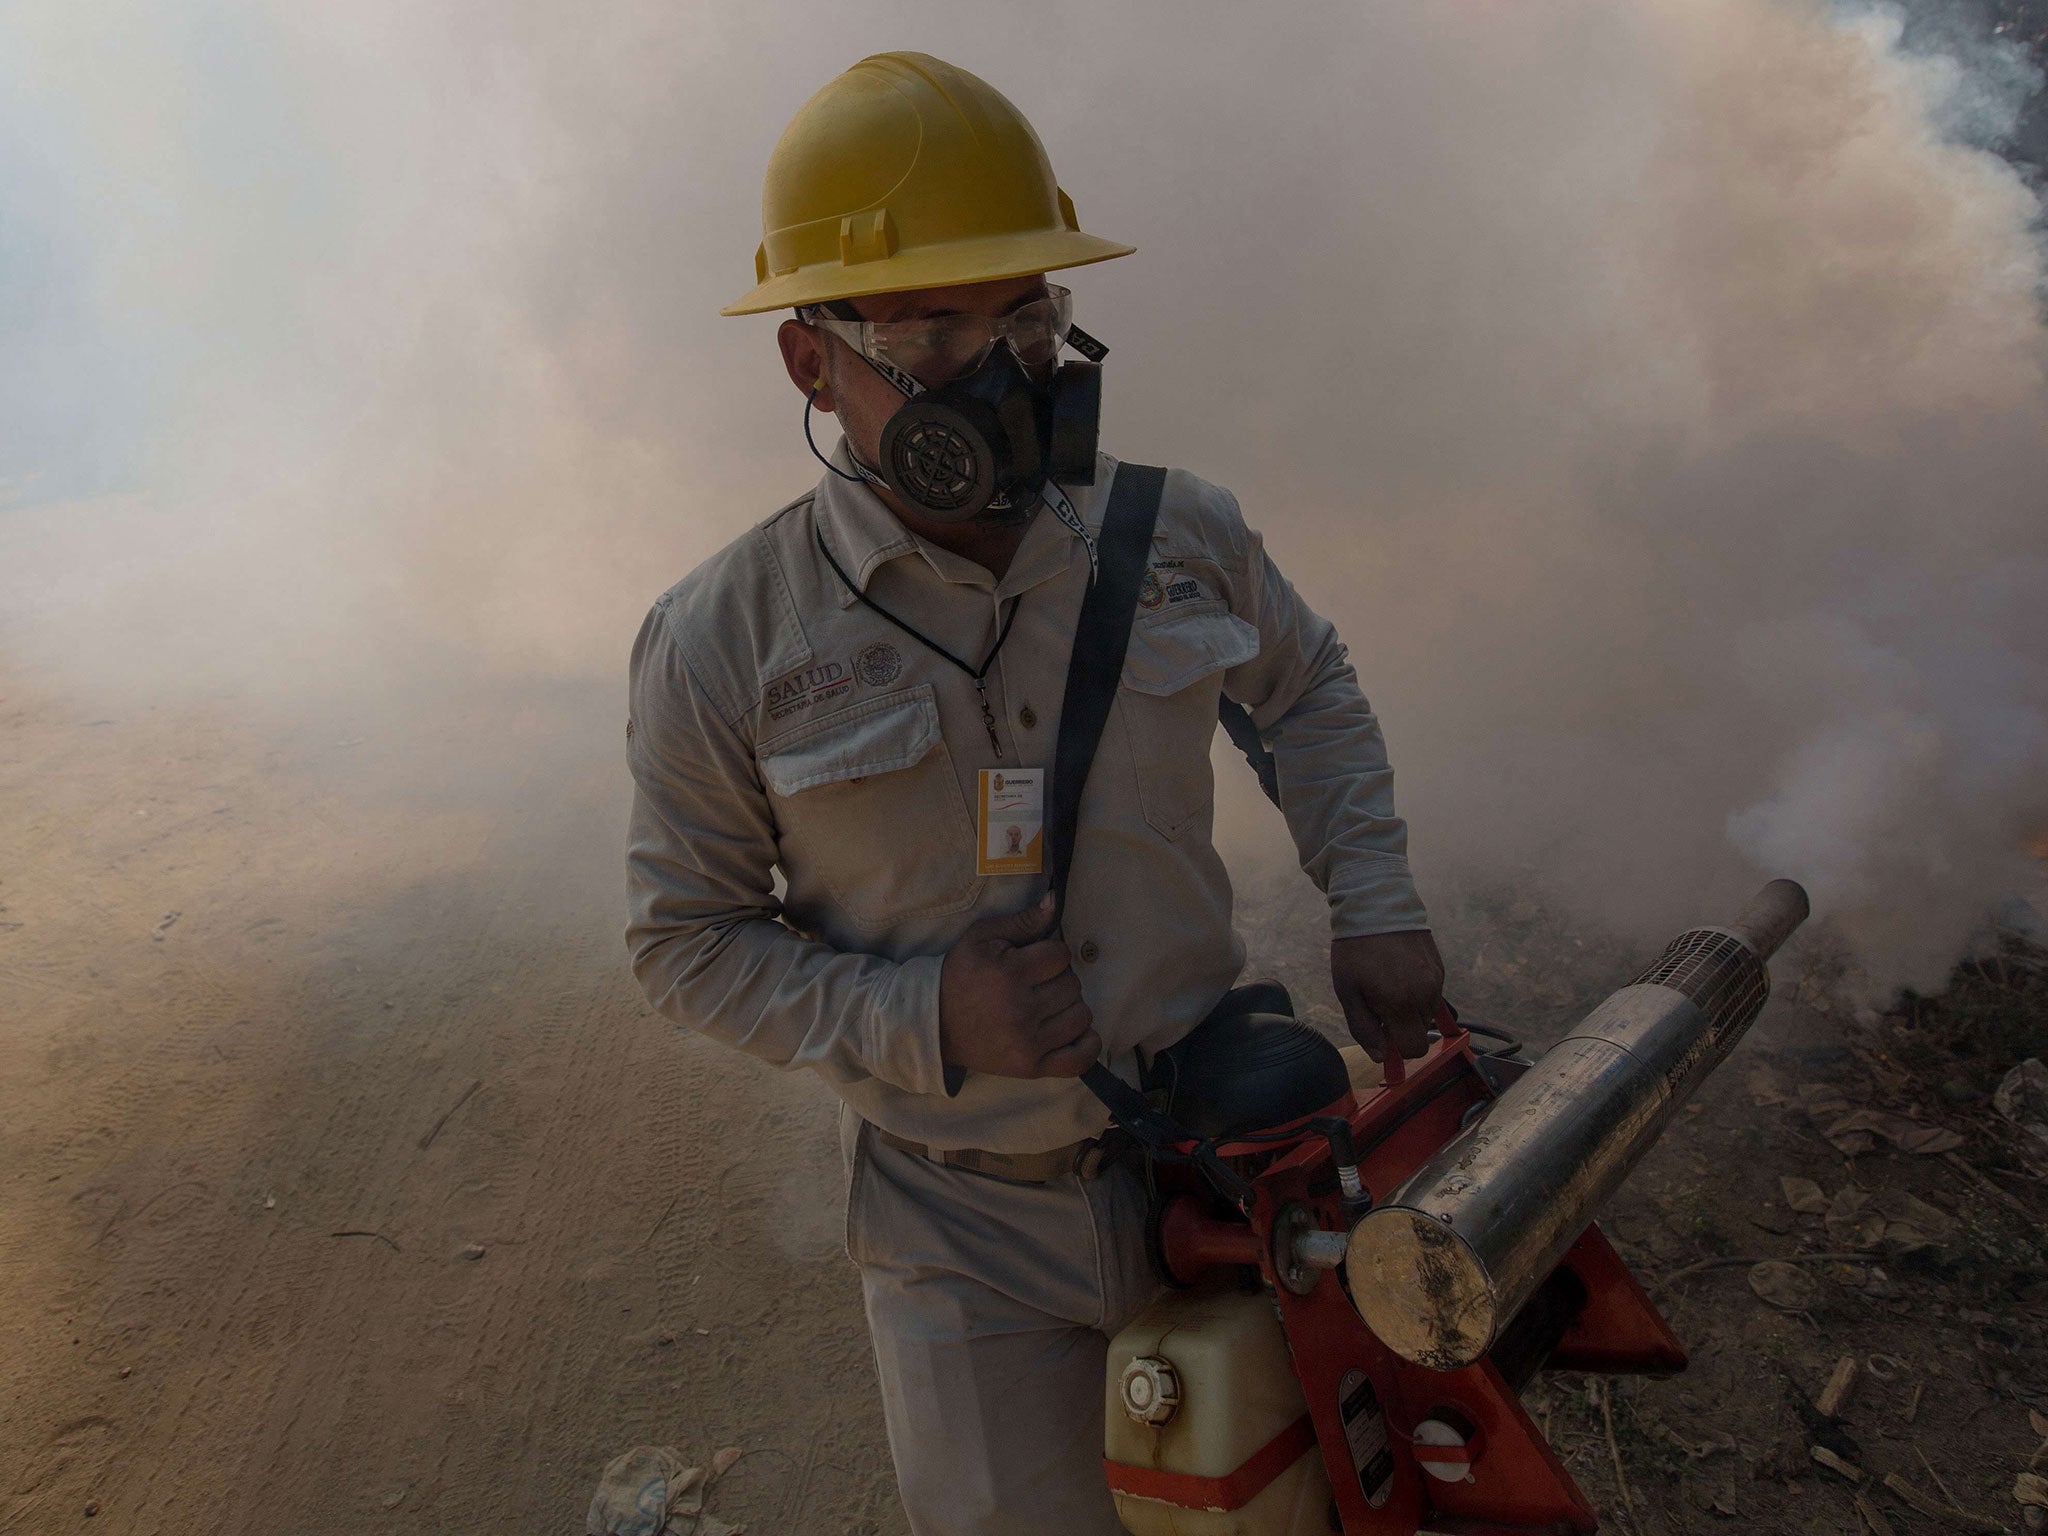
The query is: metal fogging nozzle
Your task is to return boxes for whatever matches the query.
[1343,879,1810,1371]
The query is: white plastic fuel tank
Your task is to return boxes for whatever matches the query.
[1104,1281,1335,1536]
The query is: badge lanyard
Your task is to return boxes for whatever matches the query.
[814,528,1021,758]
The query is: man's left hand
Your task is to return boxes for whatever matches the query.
[1331,930,1445,1062]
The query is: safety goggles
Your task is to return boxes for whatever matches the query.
[802,285,1076,387]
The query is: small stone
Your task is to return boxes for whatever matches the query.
[118,1366,130,1379]
[656,1332,676,1347]
[84,1502,98,1517]
[459,1244,485,1262]
[381,1488,406,1509]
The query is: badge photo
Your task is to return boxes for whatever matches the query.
[976,767,1044,875]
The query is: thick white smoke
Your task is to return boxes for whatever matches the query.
[3,0,2044,993]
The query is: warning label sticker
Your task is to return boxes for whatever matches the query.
[1338,1368,1395,1509]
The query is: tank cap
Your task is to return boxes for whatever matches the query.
[1118,1355,1182,1426]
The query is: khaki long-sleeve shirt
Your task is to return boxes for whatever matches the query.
[626,447,1426,1153]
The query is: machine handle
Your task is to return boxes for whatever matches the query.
[1379,999,1463,1087]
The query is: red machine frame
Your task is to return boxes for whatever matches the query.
[1109,1014,1686,1535]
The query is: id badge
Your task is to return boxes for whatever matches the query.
[976,767,1045,876]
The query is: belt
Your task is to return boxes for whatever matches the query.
[872,1126,1129,1184]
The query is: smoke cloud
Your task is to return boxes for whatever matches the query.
[4,0,2045,994]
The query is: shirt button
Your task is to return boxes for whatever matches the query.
[1019,704,1037,729]
[1079,940,1100,963]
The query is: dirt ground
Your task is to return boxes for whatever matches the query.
[2,662,2043,1535]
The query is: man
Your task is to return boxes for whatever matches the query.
[627,51,1443,1535]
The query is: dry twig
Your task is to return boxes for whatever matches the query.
[1817,1355,1860,1418]
[1650,1251,1864,1293]
[1942,1150,2031,1215]
[1881,1469,2005,1532]
[1853,1491,1897,1536]
[417,1077,483,1151]
[1597,1380,1639,1533]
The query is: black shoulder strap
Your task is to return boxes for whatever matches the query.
[1218,696,1279,806]
[1044,464,1281,914]
[1046,461,1167,918]
[1041,462,1258,1209]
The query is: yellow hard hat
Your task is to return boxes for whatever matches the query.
[721,52,1135,316]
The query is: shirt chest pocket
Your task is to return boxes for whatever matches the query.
[1117,604,1261,841]
[758,684,978,929]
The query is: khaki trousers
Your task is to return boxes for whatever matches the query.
[841,1109,1163,1536]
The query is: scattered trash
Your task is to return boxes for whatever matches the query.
[1747,1063,1791,1106]
[586,1446,747,1536]
[2017,1472,2048,1509]
[1810,1444,1863,1482]
[1816,1356,1859,1418]
[1823,1187,1956,1253]
[586,1446,703,1536]
[1864,1353,1906,1381]
[1825,1187,1886,1250]
[1748,1260,1818,1311]
[1994,1058,2048,1173]
[1821,1109,1966,1157]
[1781,1176,1830,1214]
[1797,1082,1854,1123]
[151,911,181,942]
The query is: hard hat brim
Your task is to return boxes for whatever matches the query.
[719,228,1135,317]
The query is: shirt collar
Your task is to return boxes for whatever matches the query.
[812,437,1108,606]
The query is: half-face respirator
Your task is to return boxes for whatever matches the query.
[802,287,1106,523]
[874,344,1100,520]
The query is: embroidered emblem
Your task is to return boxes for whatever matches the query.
[855,642,903,688]
[1137,570,1165,610]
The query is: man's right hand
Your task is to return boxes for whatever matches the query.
[938,892,1101,1079]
